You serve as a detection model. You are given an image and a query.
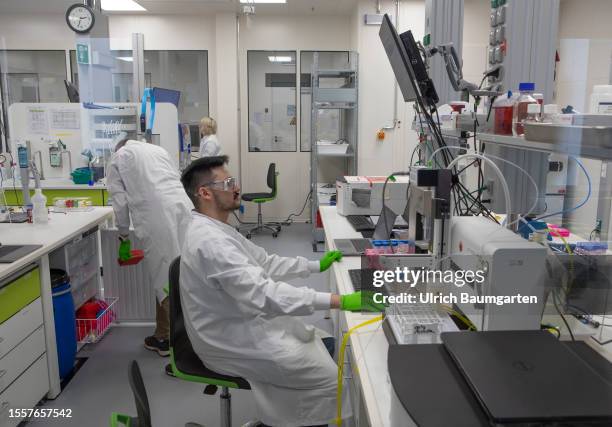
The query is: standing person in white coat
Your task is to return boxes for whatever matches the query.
[179,156,385,426]
[107,138,194,360]
[198,116,221,157]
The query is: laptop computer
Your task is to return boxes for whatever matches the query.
[441,330,612,424]
[0,245,43,263]
[334,205,398,256]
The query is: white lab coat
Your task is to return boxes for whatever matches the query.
[199,134,221,157]
[107,140,194,302]
[180,212,350,426]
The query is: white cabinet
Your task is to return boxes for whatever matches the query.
[0,355,49,427]
[0,327,46,393]
[0,299,43,360]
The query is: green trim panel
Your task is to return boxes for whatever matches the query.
[169,348,240,389]
[3,189,105,206]
[0,266,40,324]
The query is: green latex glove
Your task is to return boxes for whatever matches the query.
[340,291,388,313]
[118,238,132,262]
[320,250,343,272]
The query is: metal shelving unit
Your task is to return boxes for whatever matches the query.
[310,51,359,251]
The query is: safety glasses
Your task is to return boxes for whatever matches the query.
[201,176,239,192]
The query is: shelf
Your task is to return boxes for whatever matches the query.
[316,151,355,157]
[316,69,357,75]
[477,131,612,161]
[314,104,357,110]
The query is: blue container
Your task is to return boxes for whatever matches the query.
[51,270,77,380]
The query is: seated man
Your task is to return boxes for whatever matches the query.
[179,156,384,426]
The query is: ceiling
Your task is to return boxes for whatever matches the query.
[0,0,357,16]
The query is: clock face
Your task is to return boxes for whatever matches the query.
[66,4,95,34]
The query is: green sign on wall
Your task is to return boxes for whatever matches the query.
[76,43,90,65]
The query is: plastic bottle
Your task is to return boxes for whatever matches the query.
[493,91,515,135]
[513,82,538,136]
[32,188,48,224]
[523,103,541,126]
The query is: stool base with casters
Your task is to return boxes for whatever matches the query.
[240,202,281,239]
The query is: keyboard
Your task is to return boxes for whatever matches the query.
[347,215,375,231]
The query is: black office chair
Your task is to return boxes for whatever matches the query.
[168,257,252,427]
[239,163,281,239]
[110,360,153,427]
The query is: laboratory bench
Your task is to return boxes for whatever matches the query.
[0,208,113,427]
[2,178,109,206]
[319,206,612,427]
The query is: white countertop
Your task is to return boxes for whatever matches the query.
[2,178,107,190]
[0,207,113,280]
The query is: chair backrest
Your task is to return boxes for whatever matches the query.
[128,360,152,427]
[169,256,199,363]
[267,163,277,197]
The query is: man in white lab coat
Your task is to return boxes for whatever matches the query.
[107,138,193,358]
[179,156,384,426]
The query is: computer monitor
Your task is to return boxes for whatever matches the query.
[379,14,418,102]
[153,87,181,108]
[379,14,439,107]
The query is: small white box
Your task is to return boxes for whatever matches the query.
[337,176,409,216]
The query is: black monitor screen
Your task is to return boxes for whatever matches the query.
[379,14,418,102]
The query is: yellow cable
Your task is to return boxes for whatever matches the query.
[334,315,383,426]
[439,305,477,331]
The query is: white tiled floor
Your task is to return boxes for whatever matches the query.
[37,223,331,427]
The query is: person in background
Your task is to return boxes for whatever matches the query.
[198,116,221,157]
[107,138,193,363]
[179,155,385,426]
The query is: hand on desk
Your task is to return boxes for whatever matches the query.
[320,250,343,272]
[340,291,388,313]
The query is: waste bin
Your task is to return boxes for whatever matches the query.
[51,269,77,380]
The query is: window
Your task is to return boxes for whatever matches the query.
[0,50,68,125]
[299,51,350,151]
[145,51,209,124]
[70,50,208,122]
[247,51,297,152]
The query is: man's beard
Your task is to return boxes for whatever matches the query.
[213,191,241,212]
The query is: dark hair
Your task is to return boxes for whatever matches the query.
[181,155,229,206]
[114,137,130,152]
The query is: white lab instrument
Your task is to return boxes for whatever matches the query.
[336,175,409,216]
[106,140,193,302]
[447,216,547,331]
[180,211,348,427]
[589,85,612,114]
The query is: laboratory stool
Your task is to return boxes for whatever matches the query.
[110,360,153,427]
[168,256,252,427]
[239,163,281,239]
